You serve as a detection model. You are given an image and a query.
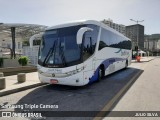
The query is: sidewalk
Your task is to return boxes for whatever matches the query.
[131,56,155,63]
[0,72,47,97]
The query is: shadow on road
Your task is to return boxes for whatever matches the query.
[14,67,143,120]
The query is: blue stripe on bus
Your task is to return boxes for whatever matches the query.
[89,58,125,83]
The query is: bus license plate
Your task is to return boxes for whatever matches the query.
[50,79,58,84]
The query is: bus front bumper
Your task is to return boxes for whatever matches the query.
[38,72,88,86]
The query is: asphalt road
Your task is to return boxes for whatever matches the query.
[0,63,143,120]
[104,57,160,120]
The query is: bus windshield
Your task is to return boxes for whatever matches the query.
[38,24,99,68]
[38,25,84,67]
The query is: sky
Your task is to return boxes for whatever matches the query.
[0,0,160,35]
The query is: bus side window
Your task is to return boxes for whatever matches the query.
[99,28,110,50]
[82,24,99,61]
[83,35,92,61]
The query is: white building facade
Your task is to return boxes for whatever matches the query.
[102,19,126,35]
[144,34,160,56]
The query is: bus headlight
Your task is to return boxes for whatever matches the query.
[66,70,77,75]
[66,66,84,75]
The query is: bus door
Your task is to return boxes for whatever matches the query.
[82,34,95,71]
[82,34,96,82]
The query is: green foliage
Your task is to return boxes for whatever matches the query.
[18,56,29,66]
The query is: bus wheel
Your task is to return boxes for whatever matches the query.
[97,66,104,82]
[125,60,128,68]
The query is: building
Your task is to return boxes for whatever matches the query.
[0,32,22,58]
[126,24,144,50]
[102,19,126,35]
[0,23,47,59]
[144,34,160,56]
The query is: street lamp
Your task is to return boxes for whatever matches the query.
[130,19,144,56]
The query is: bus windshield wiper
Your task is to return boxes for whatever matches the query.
[59,45,67,67]
[43,40,57,66]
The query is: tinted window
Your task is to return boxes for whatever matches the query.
[110,34,132,50]
[99,28,132,50]
[33,40,41,45]
[99,28,110,50]
[38,26,83,67]
[82,24,99,61]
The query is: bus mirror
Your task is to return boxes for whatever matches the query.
[77,27,93,44]
[29,33,43,48]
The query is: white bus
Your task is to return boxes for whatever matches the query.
[30,20,132,86]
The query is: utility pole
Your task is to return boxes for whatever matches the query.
[11,27,16,59]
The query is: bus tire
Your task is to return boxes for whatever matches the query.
[97,65,104,82]
[125,60,128,69]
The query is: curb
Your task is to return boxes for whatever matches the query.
[93,69,143,120]
[0,83,47,97]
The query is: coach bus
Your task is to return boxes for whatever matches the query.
[30,20,132,86]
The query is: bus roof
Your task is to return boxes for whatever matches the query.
[46,20,130,40]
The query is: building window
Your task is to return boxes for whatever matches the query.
[18,42,21,49]
[7,43,11,48]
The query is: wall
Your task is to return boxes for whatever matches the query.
[0,66,37,76]
[2,59,21,68]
